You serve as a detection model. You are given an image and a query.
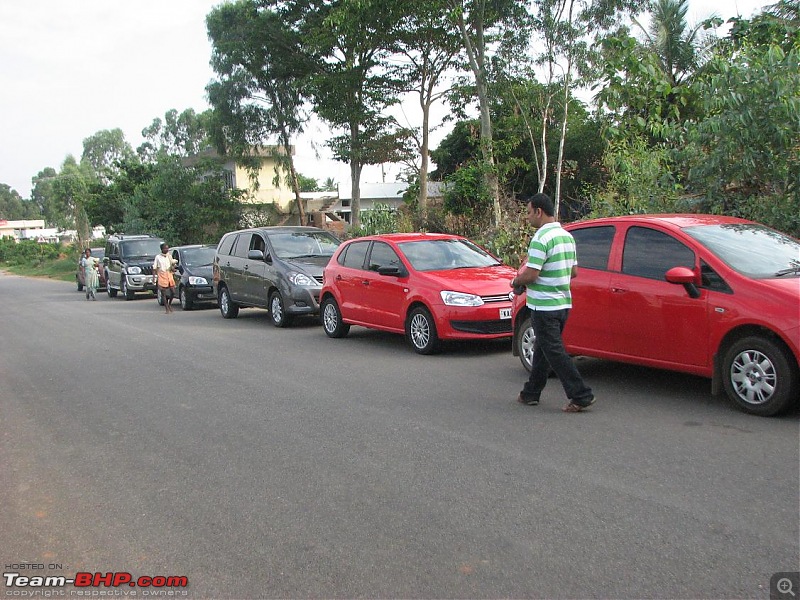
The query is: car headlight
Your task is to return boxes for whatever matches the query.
[440,290,484,307]
[289,272,317,286]
[188,276,208,285]
[127,266,142,275]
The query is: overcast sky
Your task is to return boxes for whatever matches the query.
[0,0,772,200]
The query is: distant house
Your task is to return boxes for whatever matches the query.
[185,147,296,212]
[332,182,408,223]
[0,219,47,242]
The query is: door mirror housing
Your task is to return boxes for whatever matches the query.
[248,249,265,261]
[666,266,701,298]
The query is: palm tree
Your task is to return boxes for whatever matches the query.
[633,0,705,85]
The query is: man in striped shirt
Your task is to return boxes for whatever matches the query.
[510,194,595,412]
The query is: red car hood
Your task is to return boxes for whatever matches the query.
[419,265,517,296]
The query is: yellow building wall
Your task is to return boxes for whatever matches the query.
[234,159,295,211]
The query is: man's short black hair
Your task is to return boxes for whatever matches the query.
[160,243,169,252]
[525,193,555,217]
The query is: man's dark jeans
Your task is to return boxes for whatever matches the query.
[520,307,594,406]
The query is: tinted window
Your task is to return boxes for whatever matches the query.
[121,239,162,258]
[572,226,614,271]
[700,260,732,293]
[266,230,340,259]
[341,241,369,269]
[398,239,500,271]
[181,247,216,267]
[218,233,236,257]
[622,227,695,280]
[232,234,253,258]
[368,242,402,271]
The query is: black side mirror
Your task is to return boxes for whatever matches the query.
[377,265,404,277]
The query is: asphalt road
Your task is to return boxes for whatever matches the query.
[1,272,798,599]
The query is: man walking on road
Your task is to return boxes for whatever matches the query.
[510,193,595,412]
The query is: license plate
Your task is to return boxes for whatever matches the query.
[500,308,512,319]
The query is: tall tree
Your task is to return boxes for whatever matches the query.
[138,109,213,162]
[51,156,96,245]
[207,1,312,225]
[81,129,136,184]
[0,184,39,220]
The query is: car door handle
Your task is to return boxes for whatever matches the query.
[611,287,627,293]
[244,265,249,271]
[336,274,342,281]
[361,280,370,286]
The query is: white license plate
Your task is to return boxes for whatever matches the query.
[500,308,512,319]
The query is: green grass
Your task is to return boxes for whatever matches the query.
[3,257,77,283]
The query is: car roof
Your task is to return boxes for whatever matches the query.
[345,232,464,244]
[172,244,216,250]
[567,214,753,230]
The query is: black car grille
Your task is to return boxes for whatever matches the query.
[481,294,511,303]
[313,275,324,284]
[140,266,153,275]
[450,319,513,335]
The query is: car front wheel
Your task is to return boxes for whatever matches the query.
[516,315,535,373]
[321,296,350,338]
[180,287,193,310]
[722,336,798,416]
[219,286,239,319]
[156,288,164,306]
[406,306,440,355]
[121,278,134,300]
[269,291,292,328]
[77,278,83,292]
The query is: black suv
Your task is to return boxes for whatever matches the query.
[213,226,341,326]
[104,234,165,300]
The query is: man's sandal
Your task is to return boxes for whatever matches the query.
[562,398,595,413]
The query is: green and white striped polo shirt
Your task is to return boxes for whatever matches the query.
[525,221,577,311]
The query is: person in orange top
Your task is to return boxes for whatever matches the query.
[152,243,177,314]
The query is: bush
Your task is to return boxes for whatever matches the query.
[0,238,64,265]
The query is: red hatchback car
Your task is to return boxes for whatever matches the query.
[320,233,517,354]
[511,214,800,416]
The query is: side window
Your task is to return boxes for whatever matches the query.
[572,226,614,271]
[171,250,180,263]
[700,260,732,293]
[622,227,695,280]
[218,234,236,257]
[340,241,369,270]
[368,242,401,271]
[232,234,253,258]
[250,234,266,254]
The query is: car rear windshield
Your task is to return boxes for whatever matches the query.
[684,224,800,278]
[121,240,163,258]
[266,231,341,259]
[398,239,501,271]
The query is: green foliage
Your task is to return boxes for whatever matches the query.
[0,184,39,219]
[442,163,492,218]
[352,203,399,236]
[0,238,62,265]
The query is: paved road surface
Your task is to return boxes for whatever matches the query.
[1,272,798,598]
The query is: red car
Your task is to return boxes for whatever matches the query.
[511,214,800,416]
[320,233,517,354]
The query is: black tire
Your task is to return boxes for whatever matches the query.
[156,288,164,306]
[722,336,798,416]
[121,278,134,300]
[218,285,239,319]
[516,314,535,373]
[179,287,193,311]
[107,284,118,298]
[269,290,292,328]
[406,306,440,355]
[77,278,83,292]
[321,296,350,338]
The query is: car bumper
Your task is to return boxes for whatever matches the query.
[185,285,218,305]
[124,274,157,292]
[285,287,322,316]
[435,303,514,340]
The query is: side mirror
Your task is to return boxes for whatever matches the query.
[665,266,701,299]
[177,265,184,274]
[247,249,265,261]
[377,265,404,277]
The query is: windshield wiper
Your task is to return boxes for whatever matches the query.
[775,266,800,277]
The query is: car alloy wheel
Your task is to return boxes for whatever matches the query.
[321,296,349,338]
[180,287,192,310]
[722,336,798,416]
[156,288,163,306]
[517,316,536,373]
[121,278,133,300]
[219,286,239,319]
[406,306,439,355]
[269,291,291,328]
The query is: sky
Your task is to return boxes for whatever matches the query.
[0,0,773,201]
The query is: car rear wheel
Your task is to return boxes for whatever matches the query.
[722,336,798,416]
[321,296,350,338]
[77,278,83,292]
[269,291,292,328]
[406,306,440,355]
[219,285,239,319]
[516,315,535,373]
[180,287,193,310]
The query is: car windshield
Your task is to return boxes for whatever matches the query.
[121,240,162,258]
[684,224,800,278]
[398,238,502,271]
[181,247,216,267]
[267,231,341,259]
[89,248,104,259]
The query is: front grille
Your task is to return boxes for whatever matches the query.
[481,294,511,303]
[450,319,513,335]
[141,266,153,275]
[313,275,324,284]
